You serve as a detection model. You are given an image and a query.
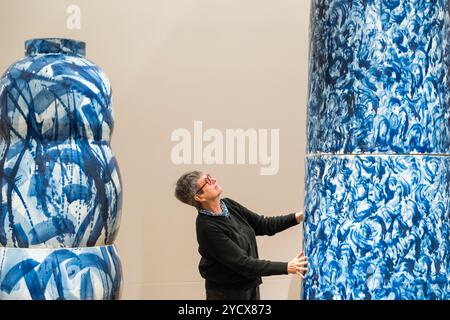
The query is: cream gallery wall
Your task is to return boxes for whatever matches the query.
[0,0,310,299]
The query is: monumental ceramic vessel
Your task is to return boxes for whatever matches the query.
[0,245,122,300]
[0,38,123,299]
[303,0,450,299]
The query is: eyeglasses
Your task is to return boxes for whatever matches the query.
[195,174,213,195]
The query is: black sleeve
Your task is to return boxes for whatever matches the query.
[225,198,299,236]
[197,225,288,278]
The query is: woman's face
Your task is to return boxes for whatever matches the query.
[195,173,222,201]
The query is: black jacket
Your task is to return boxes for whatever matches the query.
[196,197,299,290]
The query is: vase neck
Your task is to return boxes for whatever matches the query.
[25,38,86,57]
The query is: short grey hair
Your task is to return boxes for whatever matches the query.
[174,171,203,209]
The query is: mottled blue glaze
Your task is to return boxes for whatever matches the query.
[25,38,86,57]
[0,245,122,300]
[304,0,450,300]
[303,155,450,299]
[0,38,122,248]
[307,0,450,154]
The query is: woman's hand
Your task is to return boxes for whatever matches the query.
[295,210,305,224]
[287,251,308,278]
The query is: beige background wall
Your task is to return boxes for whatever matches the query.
[0,0,311,299]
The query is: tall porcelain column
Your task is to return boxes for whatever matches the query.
[303,1,450,299]
[0,38,123,299]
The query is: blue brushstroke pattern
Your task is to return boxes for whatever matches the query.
[303,155,450,300]
[25,38,86,57]
[0,38,122,248]
[0,245,122,300]
[307,0,450,154]
[28,216,75,245]
[304,0,450,301]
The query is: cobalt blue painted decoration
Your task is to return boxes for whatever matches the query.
[303,0,450,300]
[0,245,122,300]
[304,155,449,299]
[307,0,450,154]
[0,38,122,248]
[0,38,123,300]
[25,38,86,57]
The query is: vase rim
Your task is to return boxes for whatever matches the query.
[25,38,86,57]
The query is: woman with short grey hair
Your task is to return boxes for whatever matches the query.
[175,170,308,300]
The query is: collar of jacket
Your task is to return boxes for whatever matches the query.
[198,199,230,218]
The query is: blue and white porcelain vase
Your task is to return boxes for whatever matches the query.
[303,0,450,299]
[0,38,123,299]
